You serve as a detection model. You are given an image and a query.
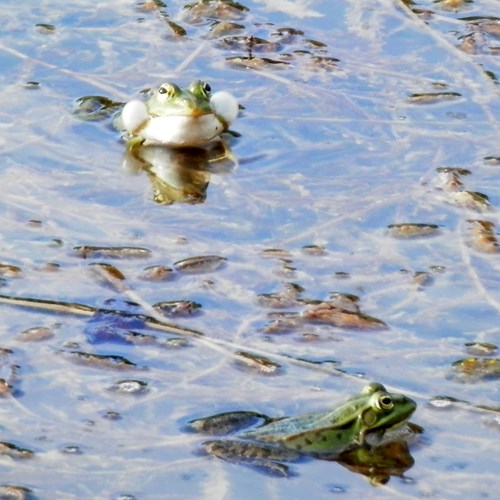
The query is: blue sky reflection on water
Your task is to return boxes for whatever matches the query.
[0,0,499,498]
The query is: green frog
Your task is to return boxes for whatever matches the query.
[187,383,418,476]
[120,80,239,148]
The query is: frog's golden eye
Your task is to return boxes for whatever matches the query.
[157,83,176,100]
[377,394,393,411]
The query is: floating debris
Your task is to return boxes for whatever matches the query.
[17,325,55,342]
[328,293,360,313]
[208,21,245,38]
[219,35,280,52]
[108,379,148,395]
[483,156,500,165]
[0,442,34,459]
[262,313,303,334]
[162,337,191,349]
[35,23,56,32]
[139,265,174,281]
[226,56,290,69]
[24,81,41,89]
[0,349,19,397]
[61,351,138,370]
[61,444,82,455]
[74,245,152,259]
[451,357,500,381]
[89,263,127,289]
[261,248,292,259]
[467,219,499,253]
[465,342,497,356]
[411,271,433,287]
[173,255,227,273]
[102,410,122,420]
[434,167,471,191]
[0,484,33,500]
[388,223,440,238]
[234,351,282,374]
[123,332,157,345]
[183,0,249,22]
[408,92,461,104]
[0,264,22,278]
[89,263,126,280]
[333,272,350,279]
[447,191,490,211]
[301,302,387,329]
[434,0,472,11]
[301,244,327,255]
[257,283,304,309]
[153,300,202,316]
[39,262,60,272]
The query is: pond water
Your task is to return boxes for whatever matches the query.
[1,0,499,498]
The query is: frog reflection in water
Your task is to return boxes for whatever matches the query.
[120,80,239,148]
[187,383,419,478]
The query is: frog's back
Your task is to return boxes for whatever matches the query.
[240,408,344,443]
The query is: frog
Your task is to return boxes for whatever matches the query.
[186,382,418,477]
[119,80,239,148]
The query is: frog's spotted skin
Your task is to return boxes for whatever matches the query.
[190,382,417,470]
[120,80,238,148]
[239,383,416,457]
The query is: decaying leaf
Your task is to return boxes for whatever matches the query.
[388,223,440,238]
[301,302,387,329]
[467,219,500,253]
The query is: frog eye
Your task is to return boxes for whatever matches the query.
[157,83,176,100]
[377,394,393,411]
[202,82,211,94]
